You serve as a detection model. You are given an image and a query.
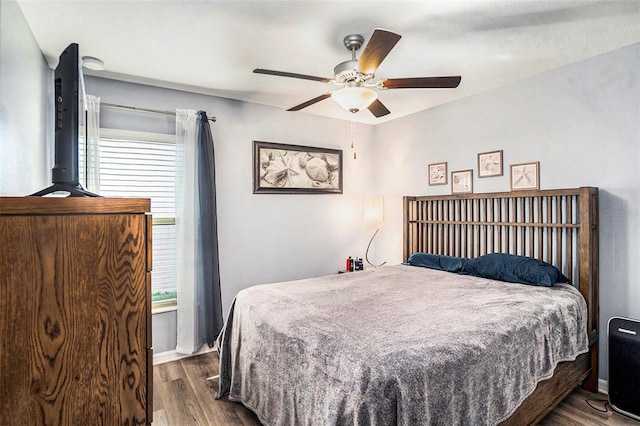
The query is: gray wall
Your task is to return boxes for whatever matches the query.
[374,43,640,381]
[0,0,50,195]
[84,76,377,352]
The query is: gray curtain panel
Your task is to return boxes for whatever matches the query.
[196,111,223,347]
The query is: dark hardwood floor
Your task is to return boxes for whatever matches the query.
[153,351,639,425]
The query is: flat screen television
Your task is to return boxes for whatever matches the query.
[31,43,98,197]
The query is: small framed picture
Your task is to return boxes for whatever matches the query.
[451,169,473,194]
[478,150,503,178]
[428,162,447,186]
[510,161,540,191]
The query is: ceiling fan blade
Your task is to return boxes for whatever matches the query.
[368,99,391,118]
[358,29,402,75]
[287,93,332,111]
[381,76,462,89]
[254,68,331,83]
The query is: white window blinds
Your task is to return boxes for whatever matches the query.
[96,129,177,301]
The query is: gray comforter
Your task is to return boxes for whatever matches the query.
[217,264,588,425]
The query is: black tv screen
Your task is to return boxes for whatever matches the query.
[52,42,80,185]
[31,42,98,197]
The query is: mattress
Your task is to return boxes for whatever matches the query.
[217,264,589,425]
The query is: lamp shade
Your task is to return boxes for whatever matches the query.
[363,195,384,230]
[331,87,378,113]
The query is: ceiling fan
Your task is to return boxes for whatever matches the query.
[254,29,462,118]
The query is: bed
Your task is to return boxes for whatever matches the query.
[217,187,599,425]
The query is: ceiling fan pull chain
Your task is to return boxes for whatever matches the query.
[350,120,355,149]
[351,120,357,160]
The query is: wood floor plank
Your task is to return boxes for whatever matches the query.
[156,359,188,383]
[161,377,211,425]
[540,387,639,426]
[151,409,169,426]
[153,365,167,413]
[180,354,240,425]
[155,352,640,425]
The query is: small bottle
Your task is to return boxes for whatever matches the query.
[346,257,352,272]
[350,257,354,272]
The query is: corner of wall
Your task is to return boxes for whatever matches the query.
[0,0,51,195]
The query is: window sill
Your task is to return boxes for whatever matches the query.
[152,299,177,314]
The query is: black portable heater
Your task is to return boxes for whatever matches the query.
[608,316,640,421]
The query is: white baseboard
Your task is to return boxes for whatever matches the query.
[598,378,608,395]
[153,345,216,365]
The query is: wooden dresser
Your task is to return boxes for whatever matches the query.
[0,197,152,425]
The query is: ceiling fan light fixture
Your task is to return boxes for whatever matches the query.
[331,87,378,113]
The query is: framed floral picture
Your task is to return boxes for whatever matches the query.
[451,169,473,194]
[510,161,539,191]
[253,141,343,194]
[478,150,503,178]
[428,162,447,186]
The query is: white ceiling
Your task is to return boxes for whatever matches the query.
[16,0,640,125]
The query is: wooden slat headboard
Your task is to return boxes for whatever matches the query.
[403,187,599,387]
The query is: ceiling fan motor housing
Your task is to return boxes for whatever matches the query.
[334,60,359,83]
[333,60,374,85]
[333,34,374,85]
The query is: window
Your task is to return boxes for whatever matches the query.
[93,129,177,309]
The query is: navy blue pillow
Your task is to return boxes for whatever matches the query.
[461,253,569,287]
[407,253,465,273]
